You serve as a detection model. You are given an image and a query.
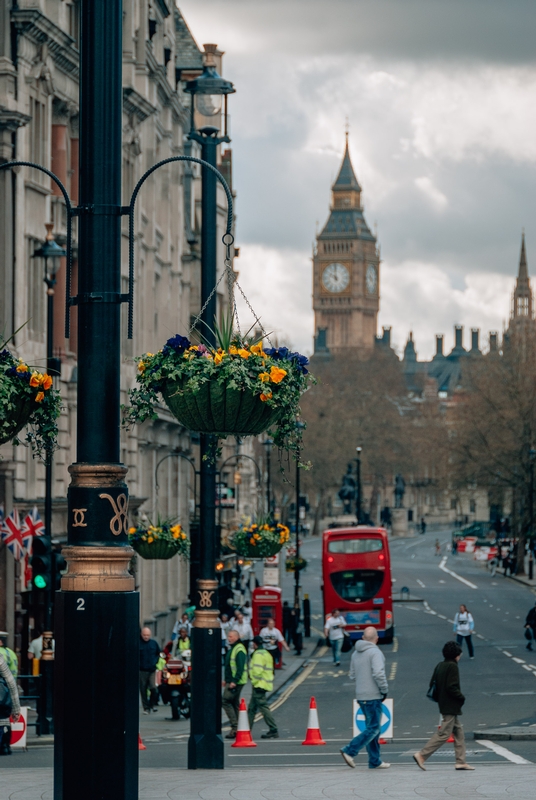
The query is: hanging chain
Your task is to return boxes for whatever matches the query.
[188,269,227,336]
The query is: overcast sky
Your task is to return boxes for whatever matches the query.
[179,0,536,358]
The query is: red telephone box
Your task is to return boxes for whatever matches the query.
[252,586,283,636]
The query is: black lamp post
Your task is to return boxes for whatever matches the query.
[355,446,362,524]
[185,47,235,771]
[529,448,535,580]
[294,422,306,651]
[263,437,273,519]
[31,223,65,734]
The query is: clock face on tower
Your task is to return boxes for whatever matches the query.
[322,262,350,294]
[366,264,377,294]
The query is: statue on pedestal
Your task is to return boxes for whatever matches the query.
[338,463,356,514]
[394,474,405,509]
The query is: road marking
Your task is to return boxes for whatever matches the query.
[522,665,533,671]
[476,740,532,764]
[269,660,318,713]
[503,651,512,657]
[439,556,478,589]
[392,637,399,653]
[389,662,397,681]
[416,579,426,588]
[512,658,526,664]
[438,614,447,620]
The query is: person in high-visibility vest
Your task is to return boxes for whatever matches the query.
[0,632,18,679]
[176,628,191,653]
[222,630,248,739]
[248,635,279,739]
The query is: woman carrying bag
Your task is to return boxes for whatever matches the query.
[0,651,21,756]
[453,604,475,659]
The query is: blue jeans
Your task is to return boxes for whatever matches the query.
[342,698,382,767]
[330,638,342,664]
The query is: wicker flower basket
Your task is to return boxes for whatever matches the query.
[162,378,279,436]
[229,522,291,560]
[130,539,183,560]
[285,556,308,572]
[0,396,33,445]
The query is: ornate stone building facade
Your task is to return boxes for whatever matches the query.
[0,1,258,652]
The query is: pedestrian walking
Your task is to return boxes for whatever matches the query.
[420,518,426,535]
[525,600,536,651]
[231,612,253,654]
[0,651,20,756]
[282,601,293,645]
[324,609,347,666]
[413,640,474,771]
[222,630,248,739]
[176,627,191,653]
[139,627,160,714]
[259,617,290,667]
[241,600,253,624]
[340,627,390,770]
[248,635,279,738]
[27,629,55,664]
[452,539,458,556]
[0,632,18,678]
[453,604,475,659]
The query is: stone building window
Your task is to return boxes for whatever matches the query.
[27,238,45,342]
[29,96,48,185]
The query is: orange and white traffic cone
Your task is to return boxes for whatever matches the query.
[138,734,146,750]
[302,696,326,745]
[232,698,257,748]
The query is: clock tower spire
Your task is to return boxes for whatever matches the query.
[313,136,380,355]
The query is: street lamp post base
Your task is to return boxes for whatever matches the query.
[54,591,139,800]
[187,612,224,769]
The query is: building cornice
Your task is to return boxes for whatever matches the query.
[11,8,79,79]
[0,106,31,131]
[123,87,157,122]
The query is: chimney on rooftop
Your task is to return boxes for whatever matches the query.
[435,334,444,357]
[455,325,463,349]
[382,326,391,346]
[471,328,480,351]
[489,331,498,351]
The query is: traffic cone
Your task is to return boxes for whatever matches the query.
[232,698,257,748]
[138,734,146,751]
[302,696,326,745]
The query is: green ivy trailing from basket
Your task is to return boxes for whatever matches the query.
[0,343,62,459]
[228,519,291,559]
[122,320,314,453]
[285,556,308,572]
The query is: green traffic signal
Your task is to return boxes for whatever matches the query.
[34,574,48,589]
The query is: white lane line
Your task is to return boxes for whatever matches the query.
[438,614,447,620]
[522,665,533,671]
[439,556,478,589]
[476,740,533,764]
[512,658,526,664]
[416,579,426,588]
[503,651,512,657]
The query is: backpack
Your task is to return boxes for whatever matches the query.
[0,676,13,719]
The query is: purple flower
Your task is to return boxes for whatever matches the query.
[163,334,191,356]
[265,346,309,374]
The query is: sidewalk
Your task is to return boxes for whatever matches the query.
[2,764,535,799]
[25,636,320,747]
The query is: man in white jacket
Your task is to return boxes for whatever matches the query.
[340,626,389,770]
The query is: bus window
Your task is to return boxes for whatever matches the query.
[328,538,383,554]
[330,569,384,603]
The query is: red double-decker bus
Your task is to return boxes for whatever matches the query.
[322,526,394,644]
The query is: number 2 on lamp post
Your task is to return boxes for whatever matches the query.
[76,598,85,611]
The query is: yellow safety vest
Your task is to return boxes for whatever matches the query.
[0,647,17,678]
[229,642,248,685]
[178,638,191,651]
[249,647,274,691]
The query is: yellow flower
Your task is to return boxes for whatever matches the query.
[138,361,146,373]
[238,348,250,359]
[42,374,53,391]
[30,371,41,387]
[146,353,154,358]
[270,366,287,384]
[214,349,227,365]
[16,361,28,373]
[129,527,137,534]
[35,391,45,403]
[251,524,258,529]
[260,391,272,402]
[249,538,256,545]
[181,532,187,539]
[258,372,270,383]
[147,536,154,543]
[250,343,266,357]
[229,345,238,355]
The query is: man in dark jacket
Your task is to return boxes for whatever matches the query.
[139,627,160,714]
[525,601,536,651]
[413,641,474,770]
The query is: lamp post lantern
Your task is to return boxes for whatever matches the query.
[185,46,235,771]
[30,223,66,735]
[355,446,362,524]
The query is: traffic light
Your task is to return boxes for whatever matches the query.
[52,548,67,591]
[31,536,52,589]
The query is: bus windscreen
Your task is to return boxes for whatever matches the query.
[328,538,383,554]
[329,569,384,603]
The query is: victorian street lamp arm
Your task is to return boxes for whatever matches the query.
[155,451,198,509]
[127,155,234,340]
[217,453,263,488]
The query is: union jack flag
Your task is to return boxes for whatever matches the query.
[21,506,45,555]
[1,509,25,561]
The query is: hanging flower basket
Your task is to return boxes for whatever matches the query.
[0,347,62,458]
[128,521,190,561]
[228,521,290,559]
[123,329,313,452]
[285,556,308,572]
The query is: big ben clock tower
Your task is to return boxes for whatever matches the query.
[313,135,380,355]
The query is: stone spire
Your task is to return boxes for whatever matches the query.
[512,231,532,320]
[332,131,362,193]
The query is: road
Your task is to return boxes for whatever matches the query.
[4,530,536,771]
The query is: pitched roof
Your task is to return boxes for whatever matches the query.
[518,231,528,282]
[332,135,361,192]
[175,7,203,70]
[318,207,375,241]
